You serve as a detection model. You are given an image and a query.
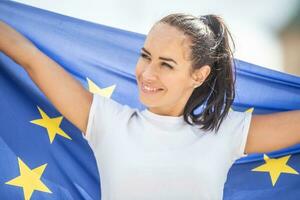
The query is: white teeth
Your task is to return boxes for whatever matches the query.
[142,83,161,92]
[144,85,158,92]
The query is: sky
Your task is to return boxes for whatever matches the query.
[14,0,299,72]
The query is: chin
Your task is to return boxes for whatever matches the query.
[139,95,157,107]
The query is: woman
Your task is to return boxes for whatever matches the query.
[1,13,300,200]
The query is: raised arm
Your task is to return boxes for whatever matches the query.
[245,110,300,154]
[0,21,92,135]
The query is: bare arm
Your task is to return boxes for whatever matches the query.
[245,110,300,154]
[0,21,92,135]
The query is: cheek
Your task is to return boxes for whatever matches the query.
[165,76,192,93]
[135,61,143,79]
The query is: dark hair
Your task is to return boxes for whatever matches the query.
[156,13,236,133]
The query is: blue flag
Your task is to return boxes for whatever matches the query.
[1,1,300,199]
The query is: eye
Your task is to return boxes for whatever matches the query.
[139,53,173,69]
[162,62,173,69]
[140,53,150,60]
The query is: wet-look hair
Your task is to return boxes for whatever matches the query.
[157,13,236,132]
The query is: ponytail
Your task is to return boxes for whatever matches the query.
[158,14,236,132]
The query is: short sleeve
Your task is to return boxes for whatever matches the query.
[83,93,130,149]
[219,110,252,162]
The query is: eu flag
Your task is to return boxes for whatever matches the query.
[0,1,300,199]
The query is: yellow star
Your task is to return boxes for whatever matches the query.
[5,157,51,200]
[252,154,299,186]
[30,106,71,143]
[230,107,254,113]
[245,107,254,113]
[87,77,116,98]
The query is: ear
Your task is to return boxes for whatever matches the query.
[191,65,211,88]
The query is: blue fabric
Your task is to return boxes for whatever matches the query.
[0,1,300,199]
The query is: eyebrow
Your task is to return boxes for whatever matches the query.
[141,47,178,65]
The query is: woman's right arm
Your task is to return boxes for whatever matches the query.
[0,21,92,135]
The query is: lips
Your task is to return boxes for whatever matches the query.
[141,82,164,93]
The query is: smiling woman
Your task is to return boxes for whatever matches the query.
[135,14,233,132]
[1,11,300,200]
[135,23,209,117]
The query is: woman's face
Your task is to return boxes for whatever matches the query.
[135,23,210,116]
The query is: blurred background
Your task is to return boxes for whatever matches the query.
[14,0,300,76]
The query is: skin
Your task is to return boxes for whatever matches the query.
[135,22,300,155]
[0,21,93,135]
[135,23,211,117]
[1,20,300,155]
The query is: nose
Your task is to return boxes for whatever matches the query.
[142,64,159,82]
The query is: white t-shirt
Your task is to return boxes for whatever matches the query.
[84,93,252,200]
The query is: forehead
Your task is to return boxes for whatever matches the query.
[144,23,191,61]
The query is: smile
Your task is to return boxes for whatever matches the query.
[141,82,163,93]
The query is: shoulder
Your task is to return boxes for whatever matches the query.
[222,110,252,127]
[84,93,138,140]
[88,93,139,127]
[217,110,253,159]
[92,93,135,114]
